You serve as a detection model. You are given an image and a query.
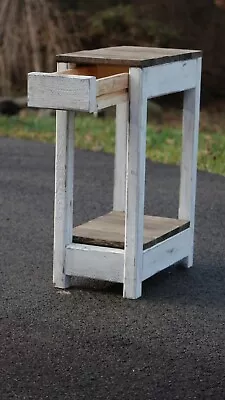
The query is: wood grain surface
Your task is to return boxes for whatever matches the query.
[56,46,202,67]
[73,211,190,250]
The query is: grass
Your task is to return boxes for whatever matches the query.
[0,110,225,175]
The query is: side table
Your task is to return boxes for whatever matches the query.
[28,46,202,299]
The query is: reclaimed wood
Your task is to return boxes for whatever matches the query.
[73,212,190,251]
[28,69,128,112]
[97,90,128,110]
[65,229,190,284]
[56,46,202,68]
[146,59,198,98]
[53,62,74,289]
[96,73,128,96]
[179,58,202,267]
[113,101,128,212]
[65,243,124,283]
[26,47,202,298]
[60,69,129,94]
[143,229,191,281]
[62,64,129,78]
[28,71,97,112]
[123,67,148,298]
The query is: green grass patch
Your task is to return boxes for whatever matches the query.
[0,114,225,175]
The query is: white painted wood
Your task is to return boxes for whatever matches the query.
[123,68,148,299]
[27,51,203,298]
[97,91,128,110]
[178,57,202,267]
[96,73,129,96]
[65,243,124,283]
[113,101,129,212]
[146,59,197,99]
[28,71,97,112]
[59,70,129,96]
[53,62,74,289]
[143,229,191,281]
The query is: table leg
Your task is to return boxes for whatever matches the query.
[113,102,128,212]
[53,63,75,288]
[123,68,147,299]
[179,58,202,267]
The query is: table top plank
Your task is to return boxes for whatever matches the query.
[57,46,202,67]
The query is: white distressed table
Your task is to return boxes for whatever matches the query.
[28,46,202,299]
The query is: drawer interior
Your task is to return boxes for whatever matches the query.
[61,63,129,79]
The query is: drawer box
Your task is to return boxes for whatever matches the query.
[28,66,129,112]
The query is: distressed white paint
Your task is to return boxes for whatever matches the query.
[27,53,202,298]
[123,68,148,299]
[65,243,124,282]
[146,59,197,99]
[28,70,128,113]
[178,58,202,267]
[28,71,97,112]
[53,62,74,289]
[142,228,190,280]
[113,101,129,211]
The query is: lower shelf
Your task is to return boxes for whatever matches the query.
[73,211,190,250]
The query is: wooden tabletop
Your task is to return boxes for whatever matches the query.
[56,46,202,67]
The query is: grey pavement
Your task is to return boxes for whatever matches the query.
[0,137,225,399]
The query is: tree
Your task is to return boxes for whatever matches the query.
[0,0,80,95]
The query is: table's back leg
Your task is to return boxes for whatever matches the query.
[113,102,129,212]
[178,58,202,267]
[53,63,75,289]
[123,67,148,299]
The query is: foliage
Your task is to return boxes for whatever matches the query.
[0,113,225,176]
[1,0,225,98]
[86,5,178,48]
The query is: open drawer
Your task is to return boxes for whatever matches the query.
[28,64,129,113]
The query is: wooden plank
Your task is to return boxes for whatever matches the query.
[56,46,202,67]
[146,59,198,98]
[142,229,191,281]
[65,229,190,284]
[96,73,129,96]
[123,67,148,299]
[97,90,128,110]
[73,211,190,250]
[28,71,97,112]
[53,62,74,289]
[60,70,129,95]
[65,243,124,283]
[28,68,128,112]
[113,101,128,212]
[179,57,202,267]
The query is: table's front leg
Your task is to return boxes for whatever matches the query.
[123,68,148,299]
[53,63,75,289]
[179,57,202,267]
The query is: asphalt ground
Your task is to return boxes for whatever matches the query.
[0,137,225,400]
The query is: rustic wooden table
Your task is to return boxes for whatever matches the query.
[28,46,202,299]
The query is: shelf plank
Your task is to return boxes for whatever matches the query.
[73,211,190,250]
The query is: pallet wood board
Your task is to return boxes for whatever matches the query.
[56,46,202,68]
[73,211,190,250]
